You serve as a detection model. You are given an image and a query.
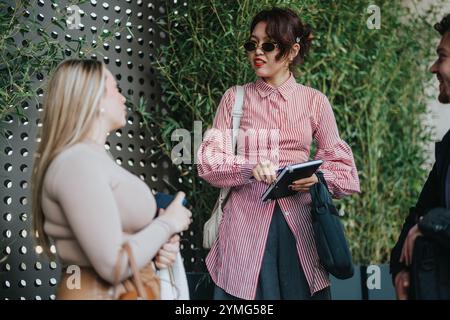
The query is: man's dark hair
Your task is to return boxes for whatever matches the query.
[249,7,313,68]
[434,14,450,35]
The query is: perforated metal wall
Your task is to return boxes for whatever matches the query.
[0,0,198,300]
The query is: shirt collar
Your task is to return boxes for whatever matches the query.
[255,73,297,101]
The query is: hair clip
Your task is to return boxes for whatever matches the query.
[295,36,301,43]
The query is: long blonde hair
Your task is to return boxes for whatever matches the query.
[32,59,107,257]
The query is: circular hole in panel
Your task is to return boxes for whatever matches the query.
[21,116,29,125]
[4,180,12,188]
[21,148,29,157]
[5,130,13,139]
[4,196,12,205]
[3,230,11,238]
[20,197,28,205]
[35,246,43,255]
[20,229,27,238]
[4,115,13,123]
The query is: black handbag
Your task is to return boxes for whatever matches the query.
[409,207,450,299]
[310,171,354,279]
[409,237,450,299]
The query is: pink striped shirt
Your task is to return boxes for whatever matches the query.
[197,74,360,300]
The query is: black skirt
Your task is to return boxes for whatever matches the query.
[213,202,331,300]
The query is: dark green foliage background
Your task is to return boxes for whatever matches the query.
[154,0,444,265]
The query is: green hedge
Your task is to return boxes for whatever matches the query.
[154,0,445,266]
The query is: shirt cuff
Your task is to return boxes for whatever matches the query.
[240,163,255,183]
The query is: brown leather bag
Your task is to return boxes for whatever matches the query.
[114,242,161,300]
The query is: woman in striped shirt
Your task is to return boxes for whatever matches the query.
[198,7,360,300]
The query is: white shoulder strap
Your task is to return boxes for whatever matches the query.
[231,86,244,155]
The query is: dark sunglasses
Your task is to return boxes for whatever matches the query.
[243,41,279,53]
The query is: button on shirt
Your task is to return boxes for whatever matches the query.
[446,164,450,209]
[197,75,360,299]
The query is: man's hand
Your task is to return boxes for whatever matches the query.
[400,224,423,266]
[394,270,410,300]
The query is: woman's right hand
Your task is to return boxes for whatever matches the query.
[159,192,192,233]
[252,160,278,184]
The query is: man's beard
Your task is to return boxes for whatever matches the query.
[438,88,450,103]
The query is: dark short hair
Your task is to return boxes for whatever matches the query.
[434,14,450,35]
[249,7,313,68]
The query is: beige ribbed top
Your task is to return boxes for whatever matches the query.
[41,142,176,284]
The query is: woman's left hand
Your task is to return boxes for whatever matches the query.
[155,235,180,269]
[289,174,318,192]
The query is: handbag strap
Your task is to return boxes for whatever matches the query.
[315,170,329,191]
[114,242,148,299]
[231,85,244,153]
[218,85,245,201]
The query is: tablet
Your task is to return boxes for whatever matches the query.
[261,160,323,202]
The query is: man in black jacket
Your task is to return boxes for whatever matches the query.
[390,14,450,300]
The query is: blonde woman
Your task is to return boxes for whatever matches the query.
[32,59,192,299]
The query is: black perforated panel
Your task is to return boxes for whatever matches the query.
[0,0,199,300]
